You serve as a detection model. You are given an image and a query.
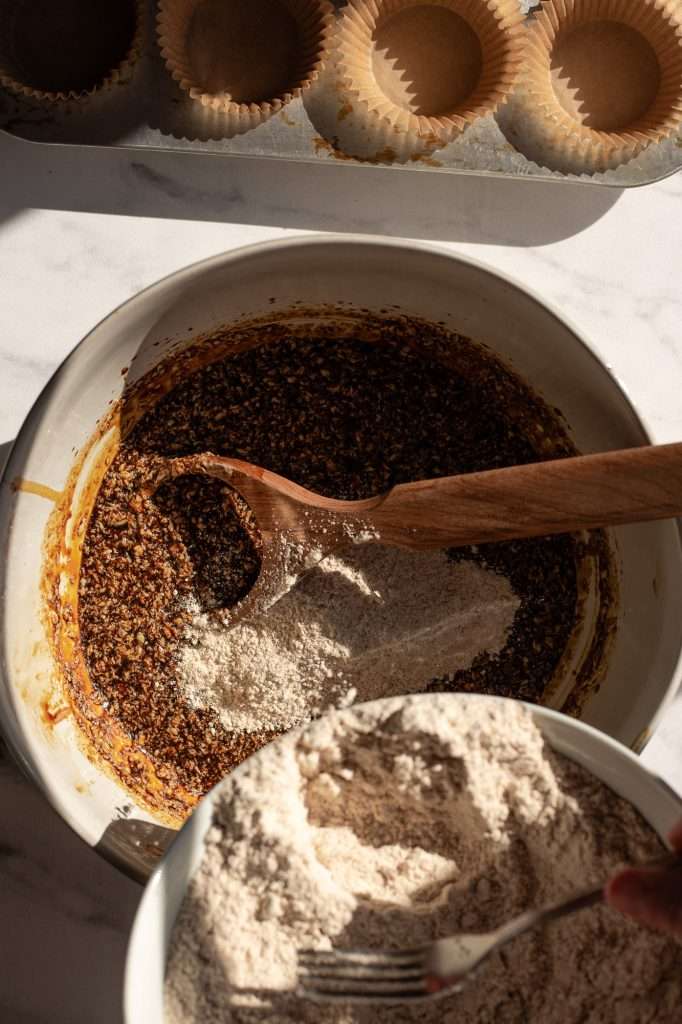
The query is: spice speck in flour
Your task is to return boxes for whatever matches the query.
[164,697,682,1024]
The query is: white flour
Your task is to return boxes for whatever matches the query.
[165,696,682,1023]
[177,545,519,732]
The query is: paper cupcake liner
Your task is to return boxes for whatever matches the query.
[335,0,526,146]
[523,0,682,172]
[299,49,445,164]
[157,0,333,131]
[0,0,143,106]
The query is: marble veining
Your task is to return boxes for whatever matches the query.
[0,126,681,1023]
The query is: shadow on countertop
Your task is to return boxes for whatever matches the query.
[0,742,140,1024]
[0,129,621,247]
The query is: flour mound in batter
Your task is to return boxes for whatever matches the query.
[176,544,520,732]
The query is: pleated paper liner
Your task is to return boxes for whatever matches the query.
[0,0,143,106]
[335,0,525,149]
[522,0,682,173]
[157,0,333,137]
[301,50,450,165]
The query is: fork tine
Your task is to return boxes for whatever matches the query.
[299,963,425,982]
[298,948,431,1003]
[297,946,432,1003]
[298,947,427,967]
[298,975,430,1003]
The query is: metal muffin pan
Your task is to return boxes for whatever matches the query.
[1,0,680,187]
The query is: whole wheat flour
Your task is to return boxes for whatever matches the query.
[164,696,682,1023]
[177,545,520,732]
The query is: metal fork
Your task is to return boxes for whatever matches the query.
[298,851,680,1004]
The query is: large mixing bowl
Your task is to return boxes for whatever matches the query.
[123,694,682,1024]
[1,236,681,879]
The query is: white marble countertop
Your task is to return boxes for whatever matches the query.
[1,128,681,1023]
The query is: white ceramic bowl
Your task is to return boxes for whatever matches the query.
[1,236,682,879]
[123,694,682,1024]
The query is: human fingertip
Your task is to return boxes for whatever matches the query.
[605,868,648,916]
[667,820,682,851]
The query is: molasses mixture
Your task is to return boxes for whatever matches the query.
[70,315,612,819]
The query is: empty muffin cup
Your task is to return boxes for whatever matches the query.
[335,0,525,146]
[157,0,333,130]
[523,0,682,172]
[0,0,142,104]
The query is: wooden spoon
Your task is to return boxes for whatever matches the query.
[148,442,682,622]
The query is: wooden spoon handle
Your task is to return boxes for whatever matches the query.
[369,442,682,548]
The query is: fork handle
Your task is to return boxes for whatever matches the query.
[493,884,603,951]
[370,442,682,549]
[495,850,682,950]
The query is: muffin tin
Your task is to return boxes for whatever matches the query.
[1,0,681,188]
